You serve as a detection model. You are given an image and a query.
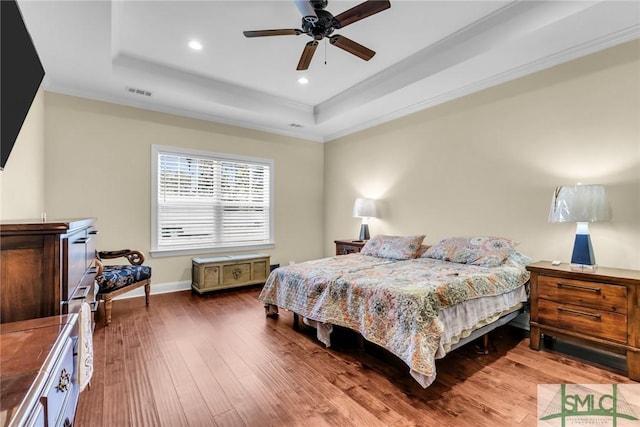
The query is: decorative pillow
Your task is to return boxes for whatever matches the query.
[361,235,426,260]
[422,236,517,267]
[502,251,533,268]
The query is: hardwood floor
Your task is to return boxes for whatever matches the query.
[76,288,637,426]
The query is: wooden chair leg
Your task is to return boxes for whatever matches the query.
[145,283,150,305]
[104,297,113,326]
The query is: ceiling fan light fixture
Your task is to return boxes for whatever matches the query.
[295,0,318,24]
[298,77,309,84]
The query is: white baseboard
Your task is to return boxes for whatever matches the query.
[112,280,191,300]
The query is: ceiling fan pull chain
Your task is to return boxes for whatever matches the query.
[324,38,328,65]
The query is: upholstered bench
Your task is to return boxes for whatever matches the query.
[95,249,152,325]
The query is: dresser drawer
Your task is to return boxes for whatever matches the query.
[538,299,627,343]
[23,402,45,427]
[66,273,98,315]
[41,337,75,427]
[86,228,98,270]
[58,383,79,427]
[66,229,89,296]
[537,275,627,314]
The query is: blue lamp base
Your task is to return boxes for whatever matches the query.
[570,222,597,271]
[359,223,370,240]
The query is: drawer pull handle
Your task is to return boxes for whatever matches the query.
[557,282,601,293]
[232,267,242,280]
[74,237,88,244]
[55,368,71,393]
[557,306,601,320]
[71,285,91,300]
[89,229,99,235]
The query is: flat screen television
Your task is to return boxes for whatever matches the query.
[1,0,45,171]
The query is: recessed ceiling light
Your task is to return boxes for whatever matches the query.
[298,77,309,85]
[188,40,202,50]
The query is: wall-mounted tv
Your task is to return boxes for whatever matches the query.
[1,0,45,171]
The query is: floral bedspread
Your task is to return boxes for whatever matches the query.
[259,253,530,386]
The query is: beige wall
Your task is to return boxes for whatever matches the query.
[43,93,325,287]
[325,40,640,270]
[2,41,638,292]
[0,87,45,219]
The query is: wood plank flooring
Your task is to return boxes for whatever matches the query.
[75,288,637,426]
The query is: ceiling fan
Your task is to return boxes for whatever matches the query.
[243,0,391,71]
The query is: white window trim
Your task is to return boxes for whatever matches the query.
[150,144,275,258]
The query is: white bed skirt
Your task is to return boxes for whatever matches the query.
[301,284,528,388]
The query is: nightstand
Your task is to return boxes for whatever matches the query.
[527,261,640,380]
[334,239,367,255]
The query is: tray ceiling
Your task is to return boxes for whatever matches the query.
[18,0,640,142]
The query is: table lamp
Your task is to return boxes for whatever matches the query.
[548,184,611,270]
[353,198,377,240]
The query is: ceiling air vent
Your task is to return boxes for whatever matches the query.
[289,123,304,128]
[126,86,152,97]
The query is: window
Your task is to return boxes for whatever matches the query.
[151,145,274,256]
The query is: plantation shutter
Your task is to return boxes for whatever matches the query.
[156,151,272,250]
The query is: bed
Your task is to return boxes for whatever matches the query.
[259,235,531,388]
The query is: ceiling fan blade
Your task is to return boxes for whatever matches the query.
[297,40,318,70]
[333,0,390,29]
[329,35,375,61]
[243,29,302,38]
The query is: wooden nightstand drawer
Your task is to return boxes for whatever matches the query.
[538,299,627,343]
[537,275,627,314]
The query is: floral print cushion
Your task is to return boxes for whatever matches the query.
[422,236,517,267]
[361,234,426,260]
[96,265,152,293]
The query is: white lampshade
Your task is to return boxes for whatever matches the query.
[548,184,611,223]
[352,198,378,219]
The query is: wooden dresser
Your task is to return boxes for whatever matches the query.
[527,261,640,380]
[0,218,98,323]
[334,239,367,255]
[0,314,79,427]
